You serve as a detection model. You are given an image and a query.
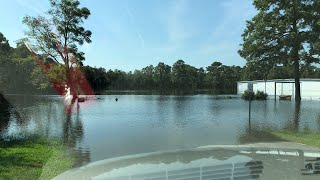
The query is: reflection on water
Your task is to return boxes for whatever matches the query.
[294,101,301,131]
[0,94,90,167]
[0,94,10,132]
[1,94,320,166]
[56,147,320,180]
[63,112,90,166]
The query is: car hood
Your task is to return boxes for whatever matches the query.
[54,142,320,180]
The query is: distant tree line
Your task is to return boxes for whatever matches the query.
[3,31,320,95]
[84,60,320,94]
[83,60,242,94]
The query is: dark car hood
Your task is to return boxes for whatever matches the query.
[54,143,320,180]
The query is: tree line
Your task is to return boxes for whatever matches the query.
[84,60,320,94]
[3,31,320,95]
[91,60,242,94]
[3,0,320,97]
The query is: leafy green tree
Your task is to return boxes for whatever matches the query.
[141,65,155,89]
[108,70,129,90]
[267,65,291,79]
[196,67,206,89]
[23,0,92,95]
[239,0,318,101]
[206,61,223,92]
[206,62,242,93]
[171,60,198,90]
[185,64,198,89]
[0,33,12,92]
[132,70,144,89]
[241,61,272,81]
[0,35,48,94]
[171,60,189,89]
[224,65,242,93]
[83,66,110,92]
[300,63,319,78]
[154,62,171,89]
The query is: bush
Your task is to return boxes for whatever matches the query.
[241,90,268,100]
[241,90,255,100]
[255,90,268,100]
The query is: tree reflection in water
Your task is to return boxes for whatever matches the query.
[63,106,90,167]
[0,94,90,167]
[0,94,25,134]
[0,93,10,132]
[293,101,301,131]
[239,100,303,143]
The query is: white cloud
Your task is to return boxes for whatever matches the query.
[14,0,46,15]
[125,2,145,50]
[152,0,192,55]
[167,0,191,43]
[196,0,256,63]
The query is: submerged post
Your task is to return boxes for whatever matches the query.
[274,82,277,101]
[247,83,253,133]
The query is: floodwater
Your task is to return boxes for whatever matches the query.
[1,94,320,166]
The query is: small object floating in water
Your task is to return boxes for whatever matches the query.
[78,97,85,102]
[115,98,118,102]
[279,95,291,101]
[78,95,86,102]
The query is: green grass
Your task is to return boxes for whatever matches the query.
[0,138,74,180]
[271,131,320,148]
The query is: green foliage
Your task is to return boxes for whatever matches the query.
[241,61,272,81]
[47,65,67,84]
[22,0,92,94]
[0,33,11,91]
[155,62,172,89]
[242,90,268,100]
[22,0,91,65]
[239,0,320,100]
[241,90,255,100]
[255,90,268,100]
[171,60,189,89]
[0,35,55,94]
[105,60,243,93]
[206,61,242,93]
[30,67,51,90]
[83,66,110,93]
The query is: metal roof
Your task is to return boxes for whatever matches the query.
[237,78,320,83]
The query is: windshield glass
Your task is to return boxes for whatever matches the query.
[1,0,320,179]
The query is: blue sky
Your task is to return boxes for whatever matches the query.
[1,0,256,71]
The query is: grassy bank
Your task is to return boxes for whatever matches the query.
[0,138,74,180]
[271,131,320,148]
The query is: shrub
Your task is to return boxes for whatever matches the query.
[241,90,255,100]
[242,90,268,100]
[255,91,268,100]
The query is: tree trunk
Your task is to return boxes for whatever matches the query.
[293,56,301,101]
[292,3,301,102]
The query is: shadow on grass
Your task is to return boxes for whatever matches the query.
[0,136,73,180]
[238,127,286,144]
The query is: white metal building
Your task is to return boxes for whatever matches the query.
[237,79,320,100]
